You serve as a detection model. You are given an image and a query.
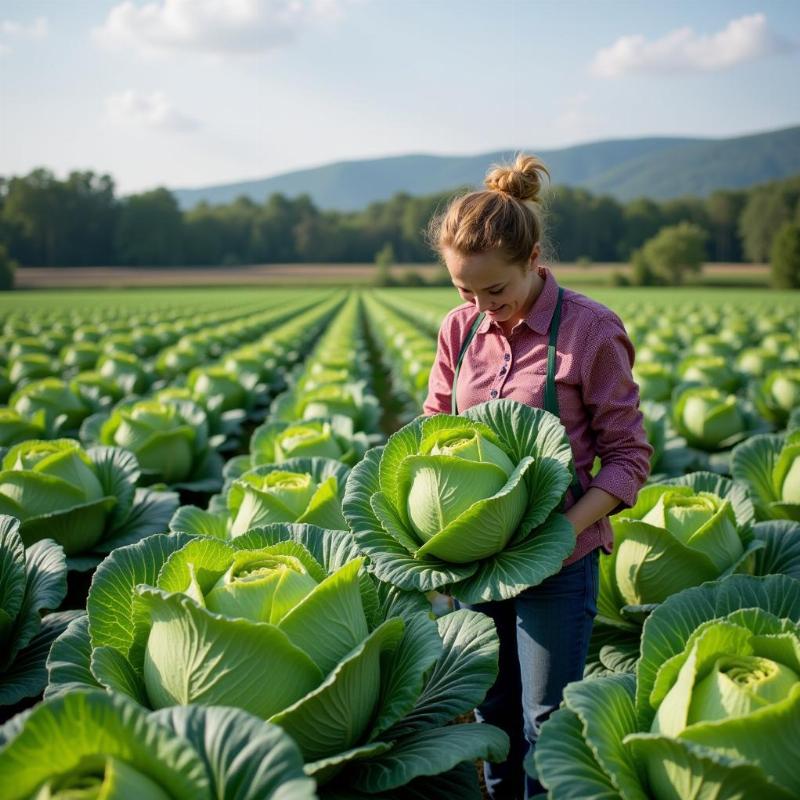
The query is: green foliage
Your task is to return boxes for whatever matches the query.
[740,179,800,261]
[0,169,117,266]
[770,221,800,289]
[2,166,800,267]
[400,269,427,286]
[630,250,663,286]
[630,222,707,286]
[706,188,747,262]
[374,242,395,287]
[115,188,184,266]
[0,244,15,291]
[611,270,631,287]
[0,515,77,708]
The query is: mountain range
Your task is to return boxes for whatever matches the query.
[172,125,800,211]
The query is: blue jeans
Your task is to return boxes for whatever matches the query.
[460,549,599,800]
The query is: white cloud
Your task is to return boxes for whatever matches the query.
[93,0,346,56]
[0,15,47,55]
[591,13,798,78]
[105,90,200,132]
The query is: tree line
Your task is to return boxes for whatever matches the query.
[1,167,799,267]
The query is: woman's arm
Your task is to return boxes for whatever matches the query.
[564,486,620,535]
[422,312,457,416]
[579,313,653,519]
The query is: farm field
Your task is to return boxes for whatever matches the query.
[0,284,798,799]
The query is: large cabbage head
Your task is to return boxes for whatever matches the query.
[0,441,177,565]
[139,542,380,737]
[83,398,220,490]
[48,526,509,793]
[97,351,149,394]
[0,691,315,800]
[59,341,100,372]
[600,473,759,624]
[247,415,370,468]
[344,399,576,603]
[677,355,740,393]
[8,353,54,385]
[188,366,249,413]
[227,459,349,536]
[273,382,381,433]
[733,430,800,521]
[672,386,749,450]
[10,378,88,437]
[632,363,674,402]
[535,574,800,800]
[752,368,800,427]
[0,440,116,555]
[736,347,782,377]
[0,408,44,448]
[220,416,374,479]
[104,400,197,482]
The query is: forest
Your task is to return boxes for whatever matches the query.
[1,168,799,267]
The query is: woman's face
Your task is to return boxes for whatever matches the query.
[443,245,542,329]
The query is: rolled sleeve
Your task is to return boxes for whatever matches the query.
[423,317,456,416]
[581,315,652,512]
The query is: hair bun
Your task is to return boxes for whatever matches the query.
[485,153,550,203]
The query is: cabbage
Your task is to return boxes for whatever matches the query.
[344,399,576,602]
[44,526,509,794]
[0,691,314,800]
[535,574,800,800]
[81,398,224,492]
[0,440,177,568]
[732,429,800,521]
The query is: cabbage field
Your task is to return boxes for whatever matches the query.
[0,285,798,799]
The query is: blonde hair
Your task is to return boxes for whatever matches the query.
[429,153,552,266]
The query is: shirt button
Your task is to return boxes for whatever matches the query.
[499,367,507,375]
[490,390,498,398]
[504,353,510,361]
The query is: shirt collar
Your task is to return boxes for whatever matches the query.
[476,266,559,336]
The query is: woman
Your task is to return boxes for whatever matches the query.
[423,154,652,800]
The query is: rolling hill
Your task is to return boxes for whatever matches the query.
[172,125,800,211]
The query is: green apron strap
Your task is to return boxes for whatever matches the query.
[451,312,485,415]
[543,287,563,417]
[545,288,584,502]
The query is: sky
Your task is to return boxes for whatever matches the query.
[1,0,799,195]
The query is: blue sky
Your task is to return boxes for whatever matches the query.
[1,0,798,194]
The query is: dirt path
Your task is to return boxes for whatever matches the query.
[14,262,768,289]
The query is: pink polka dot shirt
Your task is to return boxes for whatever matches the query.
[423,266,653,566]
